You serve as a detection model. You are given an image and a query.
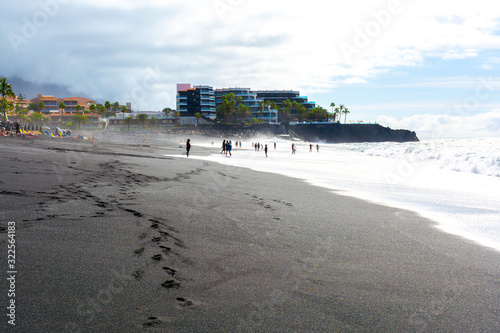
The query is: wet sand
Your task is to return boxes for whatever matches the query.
[0,135,499,332]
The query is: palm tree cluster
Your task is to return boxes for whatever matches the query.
[216,93,250,124]
[215,94,330,125]
[329,102,351,124]
[276,99,329,123]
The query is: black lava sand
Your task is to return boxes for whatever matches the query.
[0,134,499,332]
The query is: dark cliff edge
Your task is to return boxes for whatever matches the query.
[167,123,419,143]
[286,123,419,143]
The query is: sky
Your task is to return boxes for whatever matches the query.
[1,0,500,139]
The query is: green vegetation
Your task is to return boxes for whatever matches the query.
[1,78,15,122]
[135,113,148,128]
[214,92,338,125]
[28,112,47,127]
[194,112,202,125]
[71,113,88,129]
[216,93,242,124]
[163,107,171,118]
[59,102,66,114]
[125,116,133,131]
[331,101,351,123]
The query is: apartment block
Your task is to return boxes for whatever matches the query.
[176,84,216,119]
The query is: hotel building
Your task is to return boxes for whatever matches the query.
[176,84,216,119]
[176,84,316,122]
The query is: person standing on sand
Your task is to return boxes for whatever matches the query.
[186,139,191,157]
[227,140,232,157]
[292,143,296,154]
[221,140,226,154]
[309,143,313,152]
[264,144,268,158]
[316,144,319,152]
[274,142,276,150]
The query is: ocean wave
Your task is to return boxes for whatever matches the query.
[363,139,500,177]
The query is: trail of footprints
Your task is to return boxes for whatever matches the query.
[244,192,294,222]
[31,160,215,325]
[34,160,194,293]
[132,216,187,290]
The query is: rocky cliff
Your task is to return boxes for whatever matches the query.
[167,123,419,143]
[286,123,419,143]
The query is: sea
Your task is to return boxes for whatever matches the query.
[192,137,500,253]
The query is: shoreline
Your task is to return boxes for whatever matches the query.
[191,137,500,254]
[1,136,499,332]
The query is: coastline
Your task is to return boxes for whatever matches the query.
[1,136,499,332]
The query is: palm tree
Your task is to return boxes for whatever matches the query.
[1,100,14,122]
[89,103,96,129]
[343,107,350,124]
[59,102,66,114]
[112,102,119,114]
[29,112,47,128]
[124,116,133,131]
[258,100,265,121]
[338,105,345,123]
[333,107,339,122]
[0,78,15,123]
[72,113,88,130]
[163,107,171,118]
[17,109,28,126]
[194,112,202,126]
[38,102,45,114]
[121,105,127,130]
[136,113,148,128]
[330,102,335,121]
[243,106,252,124]
[104,101,111,117]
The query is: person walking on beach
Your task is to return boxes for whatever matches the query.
[309,143,313,152]
[274,142,276,150]
[15,122,20,136]
[221,140,226,154]
[264,144,268,158]
[186,139,191,157]
[292,143,296,154]
[316,144,319,152]
[227,140,232,157]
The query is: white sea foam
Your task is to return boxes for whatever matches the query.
[183,137,500,252]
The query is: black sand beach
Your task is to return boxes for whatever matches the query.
[1,134,499,332]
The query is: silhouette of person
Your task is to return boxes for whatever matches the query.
[186,139,191,157]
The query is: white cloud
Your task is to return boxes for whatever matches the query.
[1,0,500,111]
[377,109,500,139]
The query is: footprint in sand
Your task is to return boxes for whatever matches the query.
[151,254,162,261]
[163,267,176,276]
[175,297,202,309]
[151,236,162,243]
[161,280,180,289]
[134,247,145,256]
[132,269,144,280]
[142,316,173,329]
[159,246,171,254]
